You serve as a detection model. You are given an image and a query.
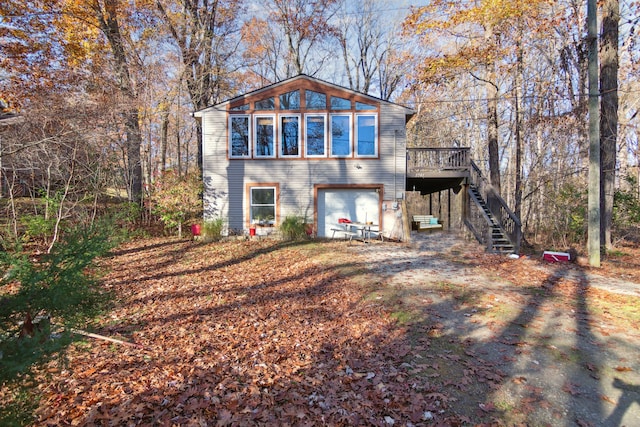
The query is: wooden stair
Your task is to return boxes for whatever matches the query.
[467,179,519,255]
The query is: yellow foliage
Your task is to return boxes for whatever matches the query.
[403,0,554,84]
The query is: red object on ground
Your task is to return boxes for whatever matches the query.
[191,224,201,236]
[249,227,256,236]
[543,251,570,262]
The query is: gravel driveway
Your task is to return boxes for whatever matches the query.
[347,230,640,426]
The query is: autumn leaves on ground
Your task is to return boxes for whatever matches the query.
[4,236,640,426]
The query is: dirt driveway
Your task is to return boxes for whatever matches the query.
[347,231,640,426]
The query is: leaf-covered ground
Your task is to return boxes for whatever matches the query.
[29,238,443,426]
[3,234,640,426]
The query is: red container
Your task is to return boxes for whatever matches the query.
[543,251,570,263]
[191,224,201,236]
[249,227,256,236]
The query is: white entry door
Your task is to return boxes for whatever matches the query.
[317,188,380,238]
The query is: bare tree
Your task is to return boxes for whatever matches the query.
[156,0,244,173]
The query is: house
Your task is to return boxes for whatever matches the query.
[193,74,415,239]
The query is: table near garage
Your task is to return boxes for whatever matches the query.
[331,221,379,243]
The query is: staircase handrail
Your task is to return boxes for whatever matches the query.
[465,189,495,251]
[469,160,522,253]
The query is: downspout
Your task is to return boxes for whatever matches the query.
[394,129,397,198]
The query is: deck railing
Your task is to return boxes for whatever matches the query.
[406,147,470,176]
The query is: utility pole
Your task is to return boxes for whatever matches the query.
[587,0,601,267]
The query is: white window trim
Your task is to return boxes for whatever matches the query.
[304,113,327,158]
[355,113,378,158]
[229,115,251,159]
[250,186,277,225]
[253,114,276,158]
[329,113,353,158]
[279,114,302,158]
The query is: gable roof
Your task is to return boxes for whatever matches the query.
[194,74,415,116]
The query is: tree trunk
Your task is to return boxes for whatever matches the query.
[487,77,501,194]
[160,100,170,173]
[599,0,619,250]
[97,0,143,204]
[587,0,601,267]
[485,24,501,194]
[514,30,524,220]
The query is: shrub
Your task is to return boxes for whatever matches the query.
[201,218,225,242]
[148,172,202,238]
[279,215,309,241]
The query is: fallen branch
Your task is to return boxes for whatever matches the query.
[70,328,146,349]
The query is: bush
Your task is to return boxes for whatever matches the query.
[614,175,640,227]
[201,218,224,242]
[279,215,309,241]
[149,172,202,238]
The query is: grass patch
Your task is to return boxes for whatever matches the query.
[390,309,421,324]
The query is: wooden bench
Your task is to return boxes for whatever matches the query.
[412,215,443,231]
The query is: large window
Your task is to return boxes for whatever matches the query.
[228,86,380,159]
[280,115,300,157]
[355,114,377,157]
[305,114,326,157]
[254,115,275,157]
[250,187,276,225]
[330,114,352,157]
[230,116,250,158]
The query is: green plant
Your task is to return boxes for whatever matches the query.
[614,175,640,227]
[149,172,202,238]
[279,215,308,240]
[0,219,120,383]
[21,214,56,244]
[202,218,224,242]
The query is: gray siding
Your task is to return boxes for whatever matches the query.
[201,104,409,233]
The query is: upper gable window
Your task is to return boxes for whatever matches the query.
[330,96,351,110]
[255,97,275,110]
[229,116,250,158]
[230,104,249,111]
[356,101,376,110]
[306,90,326,109]
[254,115,275,157]
[279,90,300,110]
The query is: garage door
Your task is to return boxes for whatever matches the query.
[317,188,380,238]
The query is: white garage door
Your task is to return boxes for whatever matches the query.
[317,188,380,238]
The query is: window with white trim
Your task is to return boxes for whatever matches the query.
[229,115,250,158]
[305,114,327,157]
[250,187,276,225]
[330,114,352,157]
[280,115,300,157]
[355,114,377,157]
[254,115,275,157]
